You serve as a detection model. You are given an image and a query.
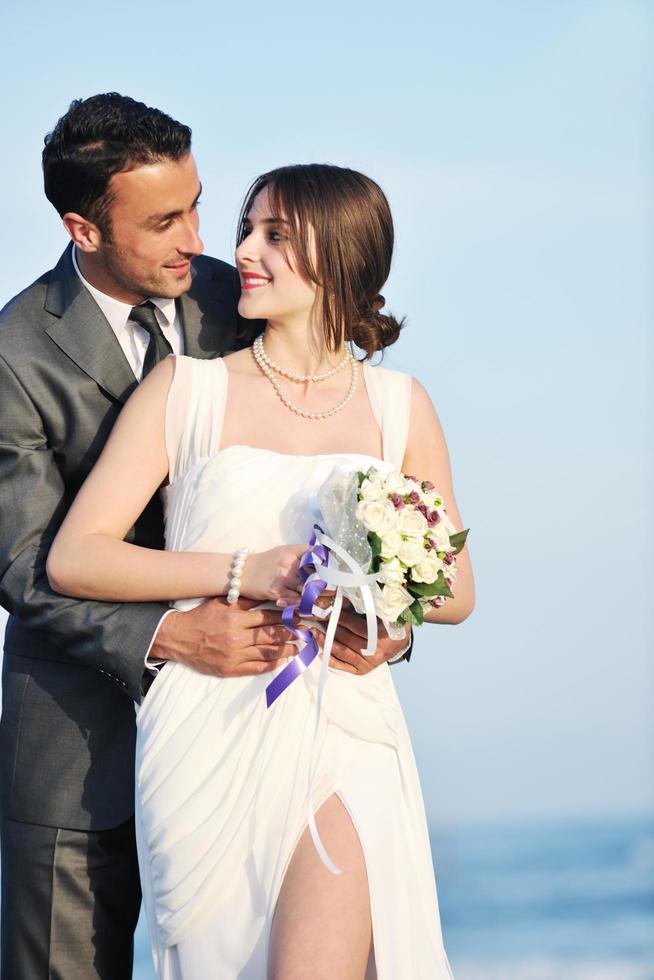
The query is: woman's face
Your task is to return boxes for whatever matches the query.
[235,187,318,324]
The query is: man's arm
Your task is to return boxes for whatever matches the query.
[0,352,168,701]
[0,354,298,701]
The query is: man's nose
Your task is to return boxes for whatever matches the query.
[180,217,204,257]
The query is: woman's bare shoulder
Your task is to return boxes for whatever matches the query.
[222,347,258,374]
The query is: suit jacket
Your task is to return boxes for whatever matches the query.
[0,244,244,831]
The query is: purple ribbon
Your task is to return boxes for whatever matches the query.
[265,526,330,709]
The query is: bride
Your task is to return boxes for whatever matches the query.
[47,164,474,979]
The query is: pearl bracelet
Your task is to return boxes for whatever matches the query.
[226,547,250,604]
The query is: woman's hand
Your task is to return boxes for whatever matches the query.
[240,545,307,604]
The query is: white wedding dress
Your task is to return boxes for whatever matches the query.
[135,355,454,979]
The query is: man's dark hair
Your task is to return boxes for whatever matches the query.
[42,93,192,236]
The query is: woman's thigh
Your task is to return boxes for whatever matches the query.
[268,794,372,980]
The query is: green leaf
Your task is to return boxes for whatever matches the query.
[369,532,382,573]
[398,599,424,626]
[410,599,424,625]
[409,572,454,599]
[449,529,469,555]
[433,570,454,598]
[357,470,366,488]
[408,580,440,598]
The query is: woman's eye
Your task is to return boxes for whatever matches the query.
[268,230,285,243]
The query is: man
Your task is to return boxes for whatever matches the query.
[0,93,409,979]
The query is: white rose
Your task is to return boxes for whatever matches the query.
[379,557,406,585]
[398,537,425,566]
[380,529,402,558]
[356,498,398,536]
[398,508,428,537]
[377,584,414,623]
[411,554,442,584]
[431,523,453,553]
[359,478,386,502]
[382,471,406,494]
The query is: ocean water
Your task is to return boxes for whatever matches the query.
[133,814,654,979]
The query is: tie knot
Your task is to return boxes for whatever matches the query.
[129,301,163,337]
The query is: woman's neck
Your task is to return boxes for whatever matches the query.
[261,319,346,378]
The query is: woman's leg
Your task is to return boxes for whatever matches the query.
[268,794,372,980]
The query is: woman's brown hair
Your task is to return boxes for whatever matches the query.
[237,164,404,359]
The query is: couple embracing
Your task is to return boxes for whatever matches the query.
[0,93,473,979]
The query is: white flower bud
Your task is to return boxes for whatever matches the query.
[432,523,453,553]
[356,498,398,536]
[411,555,442,584]
[398,508,428,537]
[380,529,402,558]
[377,584,414,623]
[360,478,386,502]
[398,538,425,566]
[382,471,406,493]
[379,557,406,585]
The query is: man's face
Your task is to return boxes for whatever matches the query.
[94,152,204,302]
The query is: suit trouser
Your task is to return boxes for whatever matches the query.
[0,815,141,980]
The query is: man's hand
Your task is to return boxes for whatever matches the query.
[312,606,411,675]
[150,598,298,677]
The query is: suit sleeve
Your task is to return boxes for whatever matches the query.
[0,353,168,703]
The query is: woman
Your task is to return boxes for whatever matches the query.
[48,164,474,979]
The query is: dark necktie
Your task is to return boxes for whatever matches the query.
[129,301,173,378]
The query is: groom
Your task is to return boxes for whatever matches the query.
[0,93,409,979]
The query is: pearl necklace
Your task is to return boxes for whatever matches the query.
[253,334,350,383]
[252,337,359,420]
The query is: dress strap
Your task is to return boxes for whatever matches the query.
[164,356,227,483]
[363,363,413,471]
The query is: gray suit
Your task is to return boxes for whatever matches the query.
[0,244,242,977]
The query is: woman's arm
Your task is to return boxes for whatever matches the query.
[401,378,475,625]
[46,358,302,605]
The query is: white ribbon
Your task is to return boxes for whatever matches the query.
[302,529,381,875]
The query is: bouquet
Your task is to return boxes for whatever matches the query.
[266,466,468,707]
[317,466,468,633]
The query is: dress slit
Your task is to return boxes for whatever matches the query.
[268,790,376,980]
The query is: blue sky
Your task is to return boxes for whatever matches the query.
[1,0,652,824]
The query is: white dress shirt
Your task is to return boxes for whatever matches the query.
[72,246,183,675]
[72,247,184,379]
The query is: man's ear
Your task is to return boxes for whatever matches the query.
[62,212,102,253]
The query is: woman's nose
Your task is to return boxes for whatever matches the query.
[235,232,259,264]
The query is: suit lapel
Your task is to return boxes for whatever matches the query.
[178,261,239,359]
[44,247,240,403]
[44,246,138,404]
